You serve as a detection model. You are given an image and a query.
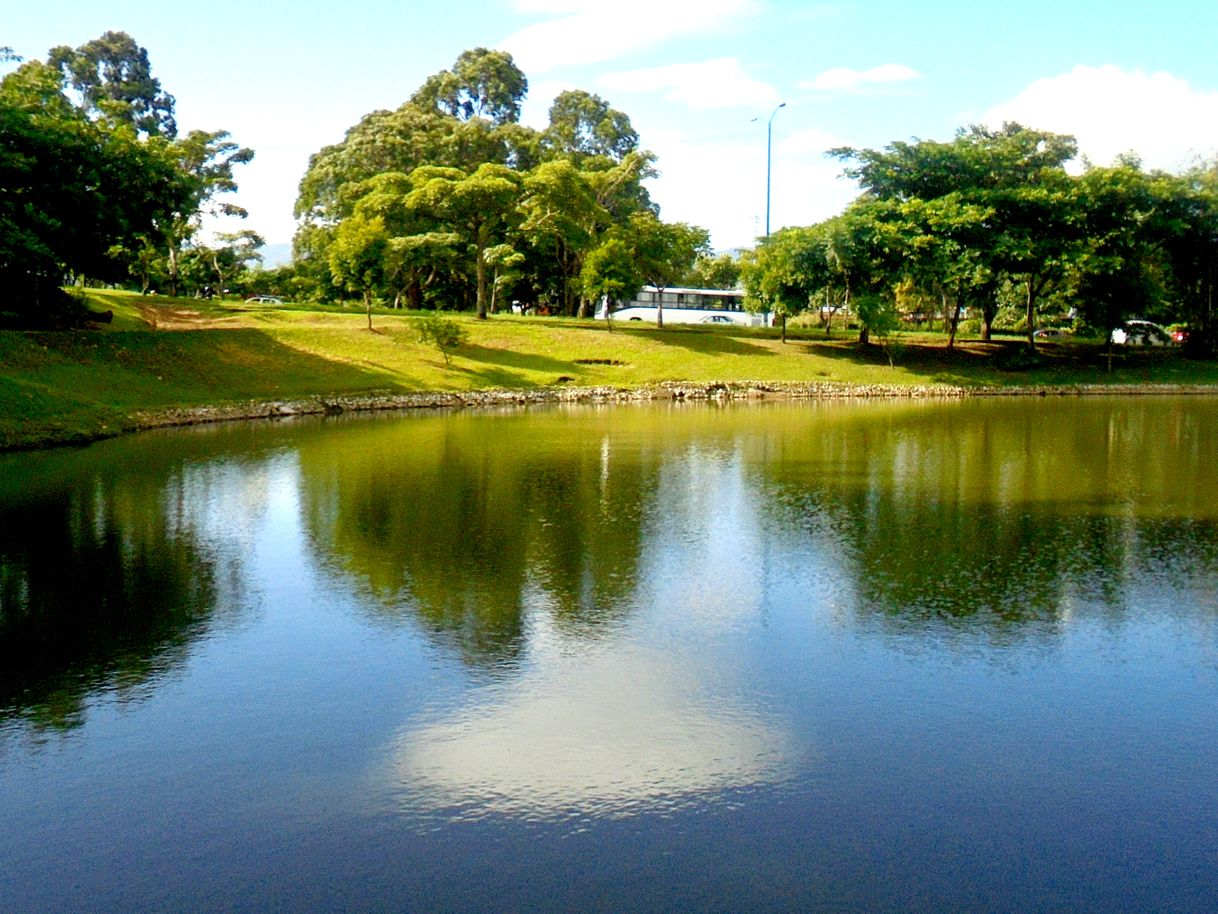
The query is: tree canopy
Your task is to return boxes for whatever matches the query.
[737,123,1218,354]
[1,31,253,317]
[291,48,700,321]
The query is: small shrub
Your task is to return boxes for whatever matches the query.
[416,313,466,367]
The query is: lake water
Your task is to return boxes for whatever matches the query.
[2,397,1217,912]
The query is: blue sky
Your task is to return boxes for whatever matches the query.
[8,1,1218,252]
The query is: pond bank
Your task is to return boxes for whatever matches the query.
[128,380,1218,431]
[8,380,1215,453]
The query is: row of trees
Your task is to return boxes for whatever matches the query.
[0,32,255,318]
[291,48,712,323]
[741,124,1218,354]
[8,36,1215,357]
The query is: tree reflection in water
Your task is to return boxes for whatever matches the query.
[0,455,221,732]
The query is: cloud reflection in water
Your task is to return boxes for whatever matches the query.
[383,644,792,824]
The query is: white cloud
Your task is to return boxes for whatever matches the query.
[500,0,758,73]
[642,122,857,251]
[598,58,779,111]
[983,65,1218,172]
[801,63,921,92]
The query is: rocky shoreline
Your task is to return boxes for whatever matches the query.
[129,380,1218,432]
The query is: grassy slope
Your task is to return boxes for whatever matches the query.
[3,289,1216,449]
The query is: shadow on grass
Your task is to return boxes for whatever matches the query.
[806,337,1207,387]
[607,325,780,358]
[450,343,595,388]
[10,328,417,406]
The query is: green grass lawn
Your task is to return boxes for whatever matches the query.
[3,289,1216,450]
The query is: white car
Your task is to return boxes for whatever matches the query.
[1110,320,1172,346]
[245,295,284,305]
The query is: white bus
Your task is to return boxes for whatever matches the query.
[595,286,771,327]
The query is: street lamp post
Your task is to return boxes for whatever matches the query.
[762,102,787,341]
[765,102,786,237]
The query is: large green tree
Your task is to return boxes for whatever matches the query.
[1152,164,1218,355]
[329,212,388,328]
[0,57,186,315]
[404,164,523,319]
[741,227,826,339]
[294,48,686,319]
[156,129,254,295]
[833,123,1080,347]
[624,214,711,328]
[518,159,606,316]
[0,32,253,312]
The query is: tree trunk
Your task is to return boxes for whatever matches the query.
[1025,274,1037,350]
[781,312,787,343]
[166,244,180,297]
[947,292,961,351]
[475,245,489,320]
[655,286,664,328]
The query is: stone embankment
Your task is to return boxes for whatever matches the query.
[129,380,1216,432]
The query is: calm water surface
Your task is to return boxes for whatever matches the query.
[2,397,1216,912]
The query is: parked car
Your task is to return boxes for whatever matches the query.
[1110,320,1172,346]
[245,295,284,304]
[700,314,734,324]
[1033,327,1069,339]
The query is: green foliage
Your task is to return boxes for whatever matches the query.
[684,252,741,290]
[0,59,189,315]
[0,31,255,315]
[406,163,523,319]
[832,123,1084,346]
[518,158,609,315]
[1149,164,1218,355]
[741,228,820,319]
[625,213,710,325]
[579,237,637,309]
[542,90,638,163]
[772,122,1218,357]
[410,48,527,126]
[329,213,388,327]
[292,49,676,323]
[415,312,466,366]
[48,31,176,138]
